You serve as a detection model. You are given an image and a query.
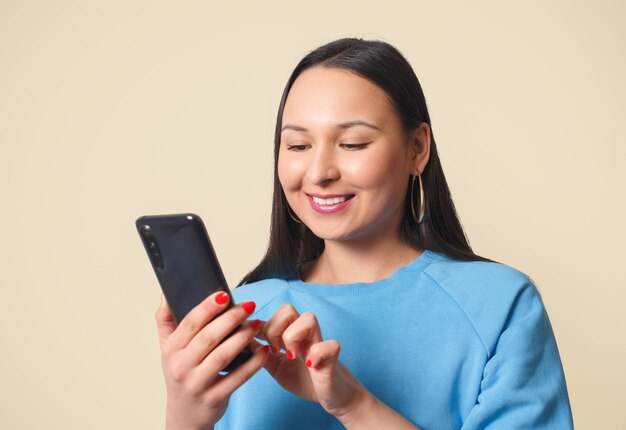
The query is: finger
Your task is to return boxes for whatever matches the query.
[182,308,262,370]
[249,339,287,378]
[155,294,176,346]
[207,343,270,402]
[261,304,300,353]
[166,291,240,351]
[304,339,341,370]
[196,317,264,378]
[249,338,281,356]
[281,311,323,361]
[251,336,282,356]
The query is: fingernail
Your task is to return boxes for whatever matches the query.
[305,358,313,368]
[249,319,262,331]
[261,345,270,353]
[215,291,229,305]
[286,350,295,360]
[269,346,279,354]
[242,301,256,314]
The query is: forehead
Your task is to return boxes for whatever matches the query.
[282,66,398,129]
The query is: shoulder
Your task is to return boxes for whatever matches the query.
[424,253,534,299]
[231,277,290,313]
[423,252,544,354]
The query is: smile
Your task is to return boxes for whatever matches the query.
[312,195,348,205]
[307,194,355,214]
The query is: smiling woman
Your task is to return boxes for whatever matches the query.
[279,67,418,245]
[155,38,574,430]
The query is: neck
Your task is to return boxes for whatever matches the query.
[301,233,423,284]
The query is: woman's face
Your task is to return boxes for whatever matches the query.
[278,66,427,245]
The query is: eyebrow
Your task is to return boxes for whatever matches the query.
[281,120,381,133]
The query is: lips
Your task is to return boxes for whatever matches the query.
[311,195,349,205]
[307,194,354,214]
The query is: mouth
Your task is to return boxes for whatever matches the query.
[306,193,355,214]
[310,195,354,205]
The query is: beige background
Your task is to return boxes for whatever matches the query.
[1,0,624,428]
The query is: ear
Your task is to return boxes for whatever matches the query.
[408,122,431,175]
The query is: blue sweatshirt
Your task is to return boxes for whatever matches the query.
[216,250,573,429]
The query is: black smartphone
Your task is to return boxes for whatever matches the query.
[136,213,253,372]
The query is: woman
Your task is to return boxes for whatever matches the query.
[155,38,573,429]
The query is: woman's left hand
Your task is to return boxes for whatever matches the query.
[255,304,366,419]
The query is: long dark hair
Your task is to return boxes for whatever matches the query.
[239,38,490,285]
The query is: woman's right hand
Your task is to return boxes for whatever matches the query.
[155,291,270,430]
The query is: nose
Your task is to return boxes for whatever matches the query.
[306,145,340,185]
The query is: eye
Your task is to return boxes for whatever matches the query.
[340,142,371,150]
[286,144,309,152]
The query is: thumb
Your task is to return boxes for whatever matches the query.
[305,340,362,416]
[155,294,176,345]
[305,339,341,371]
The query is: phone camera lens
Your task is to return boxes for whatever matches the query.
[142,226,152,238]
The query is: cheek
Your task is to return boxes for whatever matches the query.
[346,151,407,191]
[277,153,302,192]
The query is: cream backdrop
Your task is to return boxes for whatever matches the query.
[1,1,624,428]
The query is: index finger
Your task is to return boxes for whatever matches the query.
[259,304,300,352]
[281,312,324,360]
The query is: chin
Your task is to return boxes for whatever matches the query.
[306,224,362,243]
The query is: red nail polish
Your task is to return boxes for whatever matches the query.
[215,291,229,305]
[261,345,270,353]
[306,358,313,368]
[242,301,256,314]
[249,319,262,331]
[286,350,295,360]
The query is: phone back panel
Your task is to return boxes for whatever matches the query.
[136,213,231,324]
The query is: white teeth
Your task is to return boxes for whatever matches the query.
[312,196,347,205]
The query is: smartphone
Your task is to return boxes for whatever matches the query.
[136,213,252,372]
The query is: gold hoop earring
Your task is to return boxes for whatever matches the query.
[287,205,303,224]
[410,174,425,224]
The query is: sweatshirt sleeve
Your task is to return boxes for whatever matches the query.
[461,282,574,429]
